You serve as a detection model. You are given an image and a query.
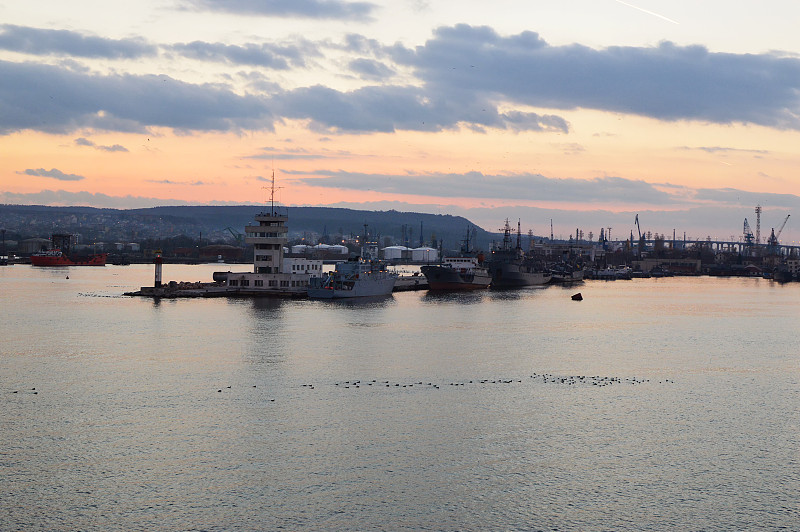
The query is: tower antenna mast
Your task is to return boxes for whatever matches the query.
[262,169,284,215]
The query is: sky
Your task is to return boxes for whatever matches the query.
[2,1,800,243]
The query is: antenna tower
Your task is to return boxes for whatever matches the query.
[755,205,762,245]
[262,170,283,215]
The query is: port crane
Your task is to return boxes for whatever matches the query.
[225,227,244,244]
[743,218,754,245]
[766,214,790,252]
[634,214,647,256]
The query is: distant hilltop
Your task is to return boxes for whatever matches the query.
[0,204,498,251]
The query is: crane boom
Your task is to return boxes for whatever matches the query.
[776,214,790,240]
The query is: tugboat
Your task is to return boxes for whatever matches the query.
[487,219,551,287]
[421,227,491,291]
[307,257,397,299]
[31,234,107,266]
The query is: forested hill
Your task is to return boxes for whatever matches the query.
[0,204,497,251]
[129,205,494,250]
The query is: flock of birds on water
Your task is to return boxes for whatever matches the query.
[328,373,672,390]
[207,373,673,398]
[8,374,675,398]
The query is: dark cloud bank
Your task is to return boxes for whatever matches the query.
[1,24,800,135]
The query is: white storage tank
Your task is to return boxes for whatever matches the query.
[329,245,349,255]
[383,246,408,261]
[291,244,310,254]
[411,247,438,262]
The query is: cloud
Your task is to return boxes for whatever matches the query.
[0,60,274,135]
[273,84,569,133]
[348,58,395,80]
[0,24,156,58]
[0,189,253,209]
[182,0,376,20]
[396,24,800,129]
[168,41,311,68]
[295,170,676,205]
[692,187,799,209]
[147,179,208,185]
[5,23,800,137]
[20,168,84,181]
[74,137,129,152]
[247,146,349,161]
[678,146,770,155]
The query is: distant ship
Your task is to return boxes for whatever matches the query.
[30,234,107,266]
[421,227,491,291]
[549,264,584,284]
[308,257,397,299]
[487,219,551,287]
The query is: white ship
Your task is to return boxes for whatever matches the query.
[308,258,398,299]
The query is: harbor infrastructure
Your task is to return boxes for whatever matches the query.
[128,207,323,298]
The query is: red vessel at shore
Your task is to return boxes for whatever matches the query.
[31,250,107,266]
[30,233,107,266]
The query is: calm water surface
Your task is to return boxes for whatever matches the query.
[2,264,799,530]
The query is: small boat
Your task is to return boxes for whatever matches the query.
[308,257,397,299]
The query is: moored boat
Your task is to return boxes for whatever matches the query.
[487,219,551,288]
[308,257,397,299]
[421,257,491,291]
[31,249,107,266]
[30,234,106,266]
[549,264,584,284]
[421,227,491,291]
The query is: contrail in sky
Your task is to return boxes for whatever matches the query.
[614,0,679,24]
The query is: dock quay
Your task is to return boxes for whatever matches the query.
[125,274,428,298]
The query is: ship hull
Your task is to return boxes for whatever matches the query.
[421,265,491,291]
[489,262,551,287]
[308,260,397,299]
[31,253,107,266]
[550,270,584,284]
[308,276,396,298]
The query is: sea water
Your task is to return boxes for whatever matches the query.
[2,264,799,530]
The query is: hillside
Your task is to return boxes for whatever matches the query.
[0,204,498,251]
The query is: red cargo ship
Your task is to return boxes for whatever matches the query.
[30,233,107,266]
[31,249,107,266]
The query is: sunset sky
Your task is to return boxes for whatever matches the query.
[2,1,800,242]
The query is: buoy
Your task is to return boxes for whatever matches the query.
[571,292,583,301]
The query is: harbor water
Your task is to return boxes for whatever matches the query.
[2,264,799,530]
